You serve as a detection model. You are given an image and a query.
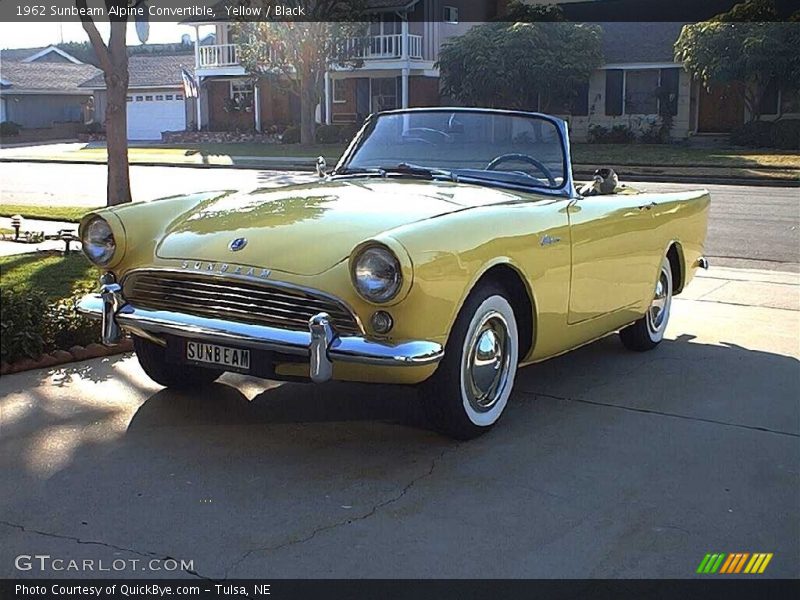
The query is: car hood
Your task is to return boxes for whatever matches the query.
[155,179,524,275]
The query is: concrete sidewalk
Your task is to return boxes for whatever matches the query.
[0,265,797,579]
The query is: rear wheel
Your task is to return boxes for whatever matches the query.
[620,256,673,351]
[133,336,222,388]
[421,283,519,440]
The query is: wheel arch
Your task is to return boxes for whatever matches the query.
[665,241,686,295]
[463,260,537,362]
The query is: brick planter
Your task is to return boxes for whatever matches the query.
[0,338,134,376]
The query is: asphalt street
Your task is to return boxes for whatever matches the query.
[0,161,797,270]
[1,267,798,579]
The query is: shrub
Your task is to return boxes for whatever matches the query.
[82,121,104,134]
[772,120,800,150]
[1,288,48,363]
[281,125,300,144]
[730,120,799,150]
[315,123,360,144]
[588,124,635,144]
[1,288,101,363]
[0,121,21,137]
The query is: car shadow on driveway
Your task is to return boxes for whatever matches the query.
[127,380,429,432]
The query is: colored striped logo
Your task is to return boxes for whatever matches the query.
[696,553,773,574]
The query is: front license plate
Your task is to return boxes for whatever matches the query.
[186,341,250,371]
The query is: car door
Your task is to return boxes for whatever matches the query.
[567,194,658,324]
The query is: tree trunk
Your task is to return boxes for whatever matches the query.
[299,74,318,145]
[104,69,132,206]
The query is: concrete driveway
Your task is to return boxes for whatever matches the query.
[1,268,798,579]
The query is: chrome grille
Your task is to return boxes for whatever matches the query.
[122,271,361,336]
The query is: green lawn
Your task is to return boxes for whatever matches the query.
[15,141,800,170]
[0,204,99,223]
[571,144,800,168]
[0,252,97,300]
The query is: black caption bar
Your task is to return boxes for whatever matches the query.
[1,0,800,23]
[2,579,800,600]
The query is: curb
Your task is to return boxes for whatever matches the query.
[1,157,797,188]
[0,338,133,376]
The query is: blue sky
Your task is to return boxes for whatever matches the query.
[0,22,212,50]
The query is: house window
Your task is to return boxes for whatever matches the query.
[605,67,680,116]
[780,85,800,114]
[625,70,659,114]
[443,6,459,23]
[546,82,590,116]
[371,77,399,112]
[230,80,254,109]
[333,79,346,103]
[369,14,401,36]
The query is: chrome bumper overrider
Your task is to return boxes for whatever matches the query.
[76,282,443,383]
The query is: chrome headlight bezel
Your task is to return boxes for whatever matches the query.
[81,216,117,266]
[350,244,403,304]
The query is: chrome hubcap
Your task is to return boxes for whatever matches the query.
[464,312,512,412]
[647,268,670,334]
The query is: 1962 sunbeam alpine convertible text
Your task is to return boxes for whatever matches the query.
[77,108,710,439]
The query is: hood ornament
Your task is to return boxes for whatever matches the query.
[229,237,247,252]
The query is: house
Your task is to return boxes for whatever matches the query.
[185,0,494,133]
[564,22,692,141]
[178,6,795,142]
[80,54,196,141]
[0,46,98,131]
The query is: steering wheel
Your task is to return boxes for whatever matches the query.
[486,153,557,187]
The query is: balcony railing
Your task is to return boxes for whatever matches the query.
[347,34,424,60]
[198,44,240,68]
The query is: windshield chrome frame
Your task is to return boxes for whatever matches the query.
[333,107,576,198]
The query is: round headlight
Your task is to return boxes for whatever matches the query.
[352,246,402,303]
[82,216,116,266]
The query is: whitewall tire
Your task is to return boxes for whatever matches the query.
[620,256,673,351]
[422,283,519,439]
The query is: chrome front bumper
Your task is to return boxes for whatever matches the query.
[76,281,443,383]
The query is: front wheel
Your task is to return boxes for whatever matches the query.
[620,256,673,351]
[133,336,222,389]
[421,284,519,440]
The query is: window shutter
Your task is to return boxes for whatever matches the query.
[760,79,780,115]
[571,81,590,116]
[605,70,623,116]
[660,68,680,116]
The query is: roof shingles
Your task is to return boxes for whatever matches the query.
[0,61,100,92]
[79,54,194,89]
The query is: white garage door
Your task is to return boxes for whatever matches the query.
[126,92,185,140]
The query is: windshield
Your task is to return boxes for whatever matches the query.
[339,110,568,191]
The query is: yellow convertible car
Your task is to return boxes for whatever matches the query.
[78,108,710,439]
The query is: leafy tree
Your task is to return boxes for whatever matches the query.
[75,1,149,206]
[497,0,565,21]
[437,22,602,112]
[675,0,800,121]
[232,2,367,144]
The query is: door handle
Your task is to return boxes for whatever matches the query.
[638,202,657,211]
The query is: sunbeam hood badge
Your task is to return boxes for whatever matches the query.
[180,260,271,280]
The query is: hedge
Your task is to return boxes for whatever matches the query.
[1,288,100,363]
